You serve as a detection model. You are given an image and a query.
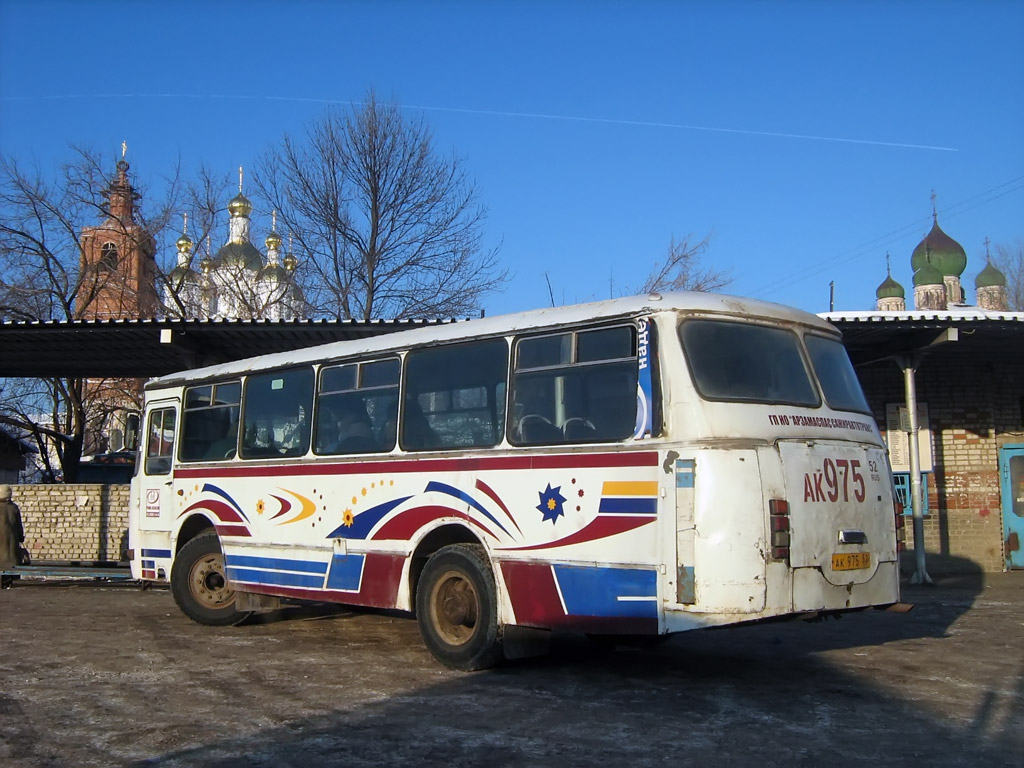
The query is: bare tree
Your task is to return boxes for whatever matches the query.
[635,234,731,295]
[0,147,178,480]
[992,239,1024,311]
[254,90,507,320]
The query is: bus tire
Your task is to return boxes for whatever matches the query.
[416,543,503,671]
[170,531,251,627]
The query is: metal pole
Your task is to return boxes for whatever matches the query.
[902,357,933,585]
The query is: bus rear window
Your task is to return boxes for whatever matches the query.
[804,335,870,414]
[680,320,819,406]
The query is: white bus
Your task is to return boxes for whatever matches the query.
[129,292,903,669]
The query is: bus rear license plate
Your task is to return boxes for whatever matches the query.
[832,552,871,571]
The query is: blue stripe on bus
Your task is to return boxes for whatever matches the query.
[325,554,366,591]
[141,549,172,558]
[141,560,155,569]
[597,497,658,515]
[423,481,512,537]
[326,496,413,540]
[553,566,658,618]
[225,555,327,574]
[226,567,325,589]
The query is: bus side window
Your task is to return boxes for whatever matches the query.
[145,407,176,475]
[402,339,508,451]
[180,382,242,462]
[241,367,314,459]
[510,325,638,446]
[315,358,399,455]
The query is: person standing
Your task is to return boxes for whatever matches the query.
[0,484,25,589]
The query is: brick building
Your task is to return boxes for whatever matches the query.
[823,206,1023,574]
[75,152,157,454]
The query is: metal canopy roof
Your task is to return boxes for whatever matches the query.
[0,317,454,378]
[4,307,1020,380]
[821,310,1024,366]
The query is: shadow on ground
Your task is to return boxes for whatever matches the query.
[123,558,1020,767]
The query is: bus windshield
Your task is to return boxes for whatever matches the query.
[804,334,871,414]
[679,319,819,406]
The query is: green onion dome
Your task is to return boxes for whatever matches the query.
[975,260,1007,288]
[911,215,967,277]
[876,273,905,299]
[913,260,944,287]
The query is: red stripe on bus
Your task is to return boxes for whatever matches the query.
[172,451,660,479]
[215,525,251,538]
[497,514,655,552]
[181,498,245,524]
[500,561,566,627]
[475,478,522,535]
[371,505,499,542]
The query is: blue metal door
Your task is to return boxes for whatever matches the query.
[1000,445,1024,570]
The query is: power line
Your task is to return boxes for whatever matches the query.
[755,176,1024,300]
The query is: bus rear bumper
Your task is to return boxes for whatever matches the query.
[792,559,900,612]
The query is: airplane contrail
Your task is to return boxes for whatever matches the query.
[4,92,959,151]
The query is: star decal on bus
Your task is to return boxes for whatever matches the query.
[536,483,567,524]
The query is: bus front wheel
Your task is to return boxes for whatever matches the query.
[170,531,252,627]
[416,544,503,671]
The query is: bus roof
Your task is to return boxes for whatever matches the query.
[147,291,837,390]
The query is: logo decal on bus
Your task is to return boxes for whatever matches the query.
[537,483,567,524]
[634,317,654,439]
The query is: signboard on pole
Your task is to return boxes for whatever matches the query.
[885,402,933,473]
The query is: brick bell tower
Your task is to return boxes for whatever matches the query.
[76,144,157,455]
[77,144,158,320]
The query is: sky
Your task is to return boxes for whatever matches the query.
[1,0,1022,319]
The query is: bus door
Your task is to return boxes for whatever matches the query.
[137,399,179,532]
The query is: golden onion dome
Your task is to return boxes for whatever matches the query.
[283,252,298,271]
[176,232,194,253]
[227,192,253,218]
[265,230,283,250]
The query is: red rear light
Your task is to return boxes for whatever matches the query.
[894,498,906,552]
[769,498,790,562]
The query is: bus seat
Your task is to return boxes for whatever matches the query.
[562,417,597,442]
[517,415,561,444]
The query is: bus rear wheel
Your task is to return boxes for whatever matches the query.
[171,531,251,627]
[416,544,503,671]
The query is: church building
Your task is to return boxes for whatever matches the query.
[824,200,1022,576]
[165,170,304,321]
[74,157,305,457]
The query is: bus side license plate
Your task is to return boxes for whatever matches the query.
[832,552,871,571]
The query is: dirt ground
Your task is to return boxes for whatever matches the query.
[1,572,1021,767]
